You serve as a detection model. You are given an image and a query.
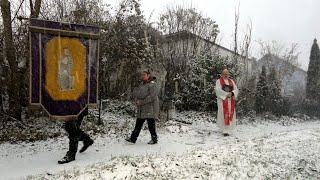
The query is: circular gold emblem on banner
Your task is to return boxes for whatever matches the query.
[45,37,86,100]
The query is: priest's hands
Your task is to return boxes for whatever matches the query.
[226,92,232,98]
[136,100,142,106]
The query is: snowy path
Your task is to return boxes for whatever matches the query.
[0,120,320,180]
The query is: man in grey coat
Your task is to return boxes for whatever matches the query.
[126,69,159,144]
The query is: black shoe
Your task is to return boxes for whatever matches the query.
[125,137,135,144]
[147,140,157,144]
[58,155,75,164]
[79,139,94,153]
[223,133,229,137]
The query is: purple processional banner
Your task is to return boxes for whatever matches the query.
[29,18,100,118]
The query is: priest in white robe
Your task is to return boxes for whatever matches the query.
[214,69,239,136]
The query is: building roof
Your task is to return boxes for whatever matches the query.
[164,30,250,60]
[257,54,306,74]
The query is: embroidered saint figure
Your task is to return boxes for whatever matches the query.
[58,48,74,91]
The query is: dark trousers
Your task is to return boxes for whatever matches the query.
[64,109,91,157]
[130,118,158,142]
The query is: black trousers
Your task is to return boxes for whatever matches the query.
[64,108,91,157]
[130,118,158,142]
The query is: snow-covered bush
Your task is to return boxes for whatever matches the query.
[176,52,234,112]
[101,99,136,116]
[0,117,63,144]
[301,99,320,117]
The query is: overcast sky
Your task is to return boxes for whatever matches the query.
[111,0,320,70]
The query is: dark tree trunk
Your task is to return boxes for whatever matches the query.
[1,0,22,120]
[30,0,42,18]
[0,35,4,115]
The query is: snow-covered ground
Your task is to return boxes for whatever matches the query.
[0,111,320,180]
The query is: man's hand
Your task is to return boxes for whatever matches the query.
[226,92,232,98]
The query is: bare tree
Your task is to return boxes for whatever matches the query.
[232,3,253,84]
[240,19,252,73]
[30,0,42,18]
[35,0,109,24]
[159,4,219,41]
[0,0,43,121]
[0,24,4,117]
[158,4,219,75]
[257,40,300,85]
[231,4,254,115]
[233,4,240,59]
[157,4,222,113]
[0,0,21,120]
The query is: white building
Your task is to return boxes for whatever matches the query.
[256,54,307,98]
[162,30,254,84]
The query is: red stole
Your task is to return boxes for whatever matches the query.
[219,77,236,125]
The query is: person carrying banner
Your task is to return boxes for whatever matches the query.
[58,107,94,164]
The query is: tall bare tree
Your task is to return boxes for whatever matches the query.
[230,4,254,115]
[0,25,4,116]
[233,4,240,60]
[30,0,42,18]
[257,40,300,87]
[1,0,21,120]
[232,3,252,84]
[157,4,221,112]
[158,4,219,75]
